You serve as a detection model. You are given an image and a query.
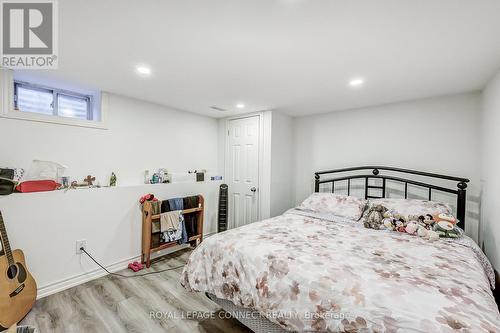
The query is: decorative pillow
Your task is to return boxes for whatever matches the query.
[364,198,452,218]
[297,193,367,221]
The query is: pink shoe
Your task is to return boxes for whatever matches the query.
[128,262,141,272]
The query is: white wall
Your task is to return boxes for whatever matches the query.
[270,111,294,216]
[293,93,482,241]
[481,70,500,270]
[0,93,219,185]
[0,92,221,297]
[261,111,273,219]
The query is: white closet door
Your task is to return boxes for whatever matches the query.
[227,116,260,229]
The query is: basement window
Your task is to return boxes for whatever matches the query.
[14,81,93,121]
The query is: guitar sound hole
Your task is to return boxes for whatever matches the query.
[7,264,18,279]
[17,262,27,283]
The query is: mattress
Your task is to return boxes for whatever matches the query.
[181,209,500,332]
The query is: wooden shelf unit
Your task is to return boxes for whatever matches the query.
[141,195,204,268]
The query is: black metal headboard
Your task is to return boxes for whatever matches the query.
[314,166,469,230]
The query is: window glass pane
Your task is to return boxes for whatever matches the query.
[57,94,89,120]
[16,85,53,115]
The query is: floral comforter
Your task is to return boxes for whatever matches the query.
[181,211,500,332]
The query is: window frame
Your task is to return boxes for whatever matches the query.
[1,69,108,130]
[14,80,93,121]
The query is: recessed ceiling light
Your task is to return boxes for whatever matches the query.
[136,65,151,76]
[349,78,365,87]
[236,103,245,109]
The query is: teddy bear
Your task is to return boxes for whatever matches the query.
[364,204,388,230]
[381,210,408,232]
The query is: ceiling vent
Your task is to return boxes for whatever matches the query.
[210,106,226,112]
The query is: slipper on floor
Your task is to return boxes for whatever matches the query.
[133,261,144,270]
[128,262,141,272]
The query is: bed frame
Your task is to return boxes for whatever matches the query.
[314,166,469,229]
[209,166,471,333]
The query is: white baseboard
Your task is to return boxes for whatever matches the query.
[36,233,217,299]
[37,254,142,299]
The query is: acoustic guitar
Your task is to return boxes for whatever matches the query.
[0,211,37,330]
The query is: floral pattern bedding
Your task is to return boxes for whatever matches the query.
[181,211,500,332]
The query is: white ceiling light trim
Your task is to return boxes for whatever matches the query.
[236,103,246,109]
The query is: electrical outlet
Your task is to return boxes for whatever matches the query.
[76,240,87,254]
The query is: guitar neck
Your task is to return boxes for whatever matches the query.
[0,211,14,266]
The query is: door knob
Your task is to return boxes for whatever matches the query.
[250,187,257,192]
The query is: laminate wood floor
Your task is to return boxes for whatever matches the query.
[20,249,252,333]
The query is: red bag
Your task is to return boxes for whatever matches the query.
[16,180,60,193]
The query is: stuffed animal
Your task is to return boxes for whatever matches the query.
[383,218,394,230]
[395,219,406,232]
[415,225,439,241]
[433,220,461,238]
[417,225,428,238]
[369,208,461,241]
[427,230,440,241]
[433,213,458,225]
[407,215,419,224]
[382,211,394,230]
[364,205,388,230]
[381,210,407,232]
[418,214,435,230]
[424,213,461,238]
[405,222,418,235]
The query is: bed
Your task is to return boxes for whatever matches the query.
[181,166,500,332]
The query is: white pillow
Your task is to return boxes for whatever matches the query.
[298,193,367,221]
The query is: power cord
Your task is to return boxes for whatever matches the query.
[80,247,186,278]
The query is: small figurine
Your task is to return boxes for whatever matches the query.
[61,176,70,188]
[70,180,89,189]
[110,172,117,187]
[151,173,159,184]
[158,168,168,183]
[83,175,96,186]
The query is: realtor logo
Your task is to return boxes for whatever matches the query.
[1,0,58,68]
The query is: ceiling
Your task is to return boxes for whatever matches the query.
[20,0,500,117]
